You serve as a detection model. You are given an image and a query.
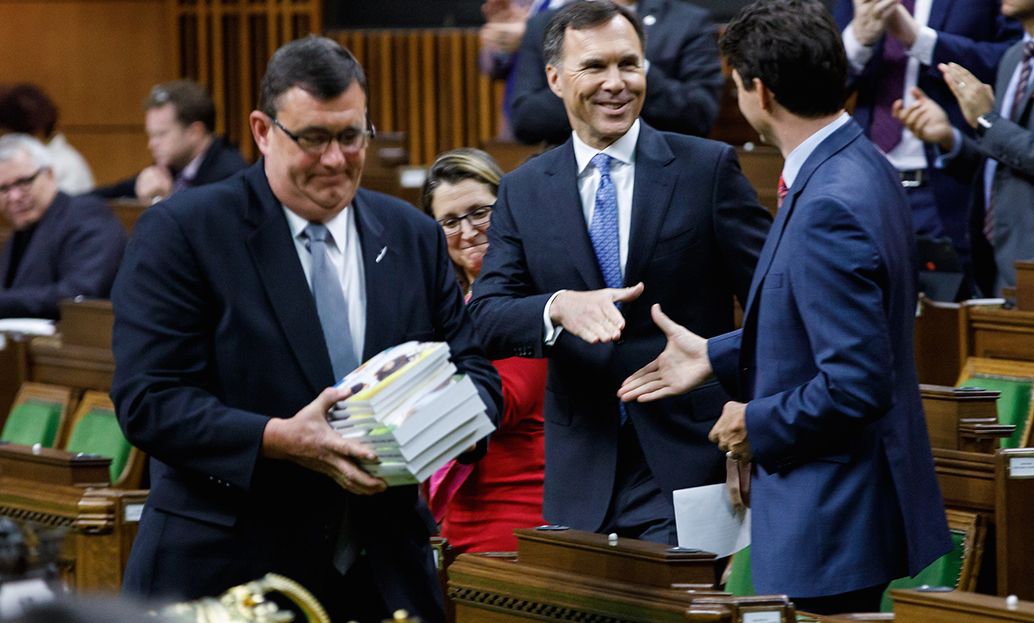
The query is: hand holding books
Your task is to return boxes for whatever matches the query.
[328,342,496,486]
[260,385,388,495]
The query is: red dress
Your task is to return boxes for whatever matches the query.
[429,356,547,553]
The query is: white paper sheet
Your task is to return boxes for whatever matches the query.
[673,483,751,558]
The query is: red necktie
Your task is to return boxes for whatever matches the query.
[777,175,788,210]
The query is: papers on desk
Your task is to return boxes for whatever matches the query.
[328,341,494,486]
[0,318,56,336]
[673,483,751,558]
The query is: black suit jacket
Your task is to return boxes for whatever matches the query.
[0,192,127,319]
[110,162,501,620]
[468,123,772,531]
[509,0,724,145]
[93,137,248,199]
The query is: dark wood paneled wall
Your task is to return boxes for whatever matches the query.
[173,0,322,162]
[0,0,176,185]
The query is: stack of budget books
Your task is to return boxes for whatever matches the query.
[327,341,494,486]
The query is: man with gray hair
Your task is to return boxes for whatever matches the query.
[0,134,126,319]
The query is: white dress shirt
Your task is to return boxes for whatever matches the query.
[843,0,935,171]
[781,113,851,189]
[543,119,641,343]
[282,204,367,360]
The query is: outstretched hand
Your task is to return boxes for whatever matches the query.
[618,304,713,402]
[261,385,388,495]
[550,283,644,344]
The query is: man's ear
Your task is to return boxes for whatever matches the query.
[546,64,564,99]
[250,111,272,157]
[754,77,774,111]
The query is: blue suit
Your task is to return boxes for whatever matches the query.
[469,123,771,535]
[111,162,502,621]
[708,120,952,597]
[833,0,1020,259]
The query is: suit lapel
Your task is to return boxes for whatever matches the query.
[996,44,1023,108]
[925,0,954,33]
[638,0,667,59]
[243,163,334,394]
[624,124,676,287]
[10,192,68,287]
[544,141,606,290]
[352,189,395,361]
[740,120,864,324]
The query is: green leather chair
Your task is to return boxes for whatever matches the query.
[61,391,138,486]
[0,383,73,448]
[958,375,1032,448]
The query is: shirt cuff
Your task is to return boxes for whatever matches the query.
[907,26,937,66]
[933,128,964,168]
[842,22,875,73]
[543,290,565,346]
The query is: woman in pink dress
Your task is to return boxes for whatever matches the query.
[422,148,546,553]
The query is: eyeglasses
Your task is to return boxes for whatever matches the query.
[0,169,43,196]
[271,117,376,155]
[438,205,493,236]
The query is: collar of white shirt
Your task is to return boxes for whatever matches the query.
[780,112,851,189]
[572,118,641,178]
[282,204,354,253]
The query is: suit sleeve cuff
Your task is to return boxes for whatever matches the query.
[933,128,964,167]
[842,23,875,73]
[543,290,565,346]
[907,26,937,66]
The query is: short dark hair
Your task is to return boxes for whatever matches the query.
[543,0,645,67]
[0,84,59,138]
[259,36,368,118]
[720,0,847,118]
[143,80,216,132]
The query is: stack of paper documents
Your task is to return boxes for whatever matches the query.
[328,341,494,486]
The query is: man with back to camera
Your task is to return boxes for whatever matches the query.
[94,80,247,202]
[110,37,501,623]
[0,133,126,319]
[620,0,952,613]
[469,0,772,546]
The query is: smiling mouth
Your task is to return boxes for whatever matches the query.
[597,101,631,112]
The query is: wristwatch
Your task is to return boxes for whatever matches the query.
[976,113,994,137]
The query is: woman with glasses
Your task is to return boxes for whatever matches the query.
[421,148,546,553]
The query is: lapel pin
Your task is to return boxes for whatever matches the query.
[643,14,656,26]
[376,246,387,263]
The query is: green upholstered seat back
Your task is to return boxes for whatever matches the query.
[958,375,1033,448]
[1,400,62,447]
[879,529,966,612]
[724,546,756,597]
[724,530,967,613]
[64,407,131,484]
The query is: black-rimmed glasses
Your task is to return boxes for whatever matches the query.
[0,169,43,196]
[438,205,493,236]
[271,117,376,155]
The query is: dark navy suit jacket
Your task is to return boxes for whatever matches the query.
[509,0,724,145]
[708,120,952,597]
[469,123,772,532]
[94,137,248,199]
[0,191,127,318]
[110,162,501,620]
[833,0,1020,255]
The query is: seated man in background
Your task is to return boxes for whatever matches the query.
[508,0,725,145]
[0,134,127,319]
[94,80,247,202]
[0,83,96,194]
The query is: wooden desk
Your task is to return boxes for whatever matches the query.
[961,304,1034,363]
[892,589,1034,623]
[27,299,116,394]
[449,528,723,623]
[106,199,149,236]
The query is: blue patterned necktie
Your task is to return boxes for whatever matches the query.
[303,223,359,381]
[589,153,628,426]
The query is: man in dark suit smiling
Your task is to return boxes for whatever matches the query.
[469,0,771,545]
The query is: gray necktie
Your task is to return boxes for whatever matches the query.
[303,223,359,380]
[304,223,361,573]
